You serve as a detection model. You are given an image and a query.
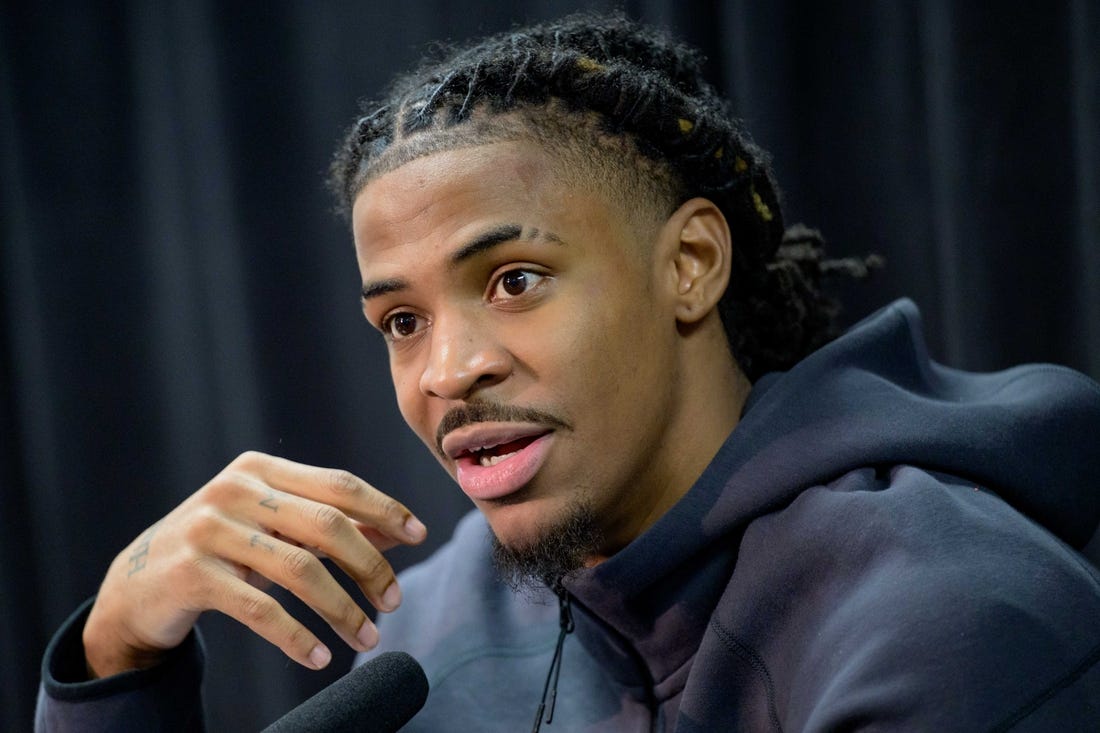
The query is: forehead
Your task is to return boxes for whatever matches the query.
[357,141,552,214]
[351,141,600,262]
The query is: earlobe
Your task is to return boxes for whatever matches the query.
[667,198,732,324]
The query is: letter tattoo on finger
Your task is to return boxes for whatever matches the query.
[250,534,276,552]
[259,489,280,512]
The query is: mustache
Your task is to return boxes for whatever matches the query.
[435,402,571,457]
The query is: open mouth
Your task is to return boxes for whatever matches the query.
[464,435,545,467]
[448,430,556,501]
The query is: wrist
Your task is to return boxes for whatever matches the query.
[82,600,169,679]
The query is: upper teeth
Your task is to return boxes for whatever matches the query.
[479,451,519,467]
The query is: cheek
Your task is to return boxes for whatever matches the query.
[538,290,643,394]
[390,357,433,443]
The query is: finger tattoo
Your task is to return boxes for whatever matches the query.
[250,533,275,552]
[259,488,280,512]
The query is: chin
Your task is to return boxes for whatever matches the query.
[486,494,603,593]
[480,494,561,551]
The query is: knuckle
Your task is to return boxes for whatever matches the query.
[336,599,363,628]
[359,552,391,584]
[370,491,405,522]
[359,485,409,529]
[311,505,348,538]
[284,622,313,653]
[239,593,278,626]
[281,549,317,581]
[231,450,264,469]
[181,505,222,546]
[201,472,246,505]
[325,470,361,497]
[169,553,208,594]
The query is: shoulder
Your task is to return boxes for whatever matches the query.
[711,465,1100,729]
[734,464,1100,657]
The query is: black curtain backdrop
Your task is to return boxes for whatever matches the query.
[2,1,1097,730]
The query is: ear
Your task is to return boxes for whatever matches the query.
[662,198,732,324]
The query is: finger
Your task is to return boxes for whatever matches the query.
[207,572,336,671]
[244,568,274,590]
[229,452,427,545]
[225,475,403,613]
[353,521,405,553]
[208,523,380,654]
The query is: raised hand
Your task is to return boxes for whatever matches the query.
[82,451,426,678]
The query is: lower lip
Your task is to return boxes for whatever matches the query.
[455,433,554,501]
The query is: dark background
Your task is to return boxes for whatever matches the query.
[2,1,1097,730]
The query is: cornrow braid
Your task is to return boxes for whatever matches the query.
[330,12,876,380]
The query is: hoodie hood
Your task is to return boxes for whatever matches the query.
[564,298,1100,698]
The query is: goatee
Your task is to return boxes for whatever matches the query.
[490,502,602,597]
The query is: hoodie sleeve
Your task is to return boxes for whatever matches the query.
[35,598,206,732]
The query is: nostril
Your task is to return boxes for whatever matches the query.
[476,371,506,386]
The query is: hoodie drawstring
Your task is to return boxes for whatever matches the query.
[532,593,574,732]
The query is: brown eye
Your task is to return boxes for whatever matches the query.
[501,271,528,295]
[385,312,421,339]
[491,269,545,300]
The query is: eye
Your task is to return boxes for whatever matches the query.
[381,311,425,341]
[490,269,546,300]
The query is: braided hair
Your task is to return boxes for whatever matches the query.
[330,13,872,380]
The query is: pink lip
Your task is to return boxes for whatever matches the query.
[453,432,554,501]
[441,422,551,460]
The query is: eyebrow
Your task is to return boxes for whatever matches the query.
[360,223,562,302]
[360,277,408,302]
[449,224,525,265]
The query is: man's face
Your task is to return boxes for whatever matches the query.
[351,140,689,557]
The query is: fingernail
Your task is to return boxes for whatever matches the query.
[357,619,378,649]
[309,644,331,669]
[381,581,402,611]
[404,516,426,541]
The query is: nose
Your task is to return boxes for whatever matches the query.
[418,314,511,400]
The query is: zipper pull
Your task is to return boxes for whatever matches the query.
[531,593,574,732]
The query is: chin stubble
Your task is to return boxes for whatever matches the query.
[489,501,602,597]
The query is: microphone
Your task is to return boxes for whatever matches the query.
[262,651,429,732]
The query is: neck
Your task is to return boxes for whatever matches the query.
[593,316,750,559]
[659,319,751,508]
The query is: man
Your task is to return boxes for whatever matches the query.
[38,14,1100,731]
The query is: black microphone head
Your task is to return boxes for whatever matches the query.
[263,651,429,733]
